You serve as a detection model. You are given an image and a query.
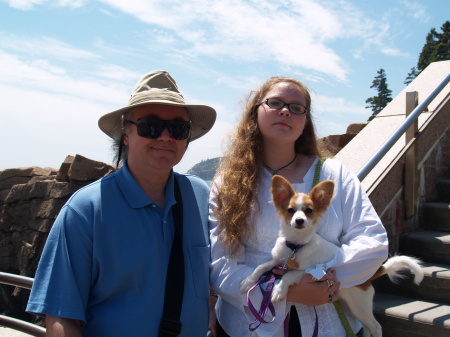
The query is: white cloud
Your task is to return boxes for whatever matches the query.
[399,0,430,22]
[3,0,414,82]
[1,0,429,172]
[92,64,142,82]
[3,0,422,82]
[315,94,367,116]
[99,0,361,81]
[1,0,86,10]
[0,50,129,105]
[311,93,369,138]
[0,44,228,172]
[0,33,98,60]
[0,83,114,170]
[0,48,136,171]
[1,0,44,10]
[381,47,409,57]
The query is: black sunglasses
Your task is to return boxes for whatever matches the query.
[127,118,192,140]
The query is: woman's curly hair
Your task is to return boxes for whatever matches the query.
[214,76,322,255]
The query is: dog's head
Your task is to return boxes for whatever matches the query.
[271,175,334,241]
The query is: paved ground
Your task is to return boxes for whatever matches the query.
[0,326,34,336]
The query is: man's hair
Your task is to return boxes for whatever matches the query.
[113,109,133,168]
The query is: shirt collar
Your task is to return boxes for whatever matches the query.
[115,161,176,209]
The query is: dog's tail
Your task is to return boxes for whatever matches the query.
[377,255,424,285]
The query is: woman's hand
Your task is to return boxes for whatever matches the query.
[284,269,340,306]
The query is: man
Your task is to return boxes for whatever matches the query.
[26,70,217,336]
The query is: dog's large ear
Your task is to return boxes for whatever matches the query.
[310,180,334,212]
[271,175,296,209]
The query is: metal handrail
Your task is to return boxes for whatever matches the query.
[0,272,45,336]
[0,272,33,289]
[357,72,450,181]
[0,315,46,337]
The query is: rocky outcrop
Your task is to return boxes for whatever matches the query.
[0,154,114,321]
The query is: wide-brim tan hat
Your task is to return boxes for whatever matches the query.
[98,70,216,141]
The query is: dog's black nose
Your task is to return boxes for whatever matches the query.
[295,218,304,228]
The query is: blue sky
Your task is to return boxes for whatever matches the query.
[0,0,449,173]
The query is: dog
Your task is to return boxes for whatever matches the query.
[240,175,423,337]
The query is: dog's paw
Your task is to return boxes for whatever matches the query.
[240,277,257,293]
[271,285,288,302]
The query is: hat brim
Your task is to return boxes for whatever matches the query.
[98,100,216,142]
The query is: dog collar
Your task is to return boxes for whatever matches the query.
[285,241,303,253]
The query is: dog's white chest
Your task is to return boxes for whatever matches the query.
[287,235,337,271]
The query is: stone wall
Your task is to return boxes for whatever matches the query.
[0,154,114,322]
[371,104,450,253]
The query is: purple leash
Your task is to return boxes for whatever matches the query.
[246,240,319,336]
[247,270,280,331]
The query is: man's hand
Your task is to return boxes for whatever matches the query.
[208,293,218,337]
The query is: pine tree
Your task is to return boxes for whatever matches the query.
[405,20,450,84]
[365,69,392,121]
[404,66,418,85]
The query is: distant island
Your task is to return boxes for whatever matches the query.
[187,157,221,181]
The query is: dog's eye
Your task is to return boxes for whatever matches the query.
[287,208,295,214]
[305,208,313,214]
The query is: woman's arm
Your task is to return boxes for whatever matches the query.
[209,182,255,308]
[326,161,389,287]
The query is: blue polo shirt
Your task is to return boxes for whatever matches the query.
[27,163,210,336]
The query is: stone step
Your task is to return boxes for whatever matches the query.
[420,203,450,231]
[373,292,450,337]
[437,179,450,203]
[373,262,450,305]
[400,231,450,265]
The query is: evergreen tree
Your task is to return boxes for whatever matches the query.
[404,66,418,85]
[405,20,450,83]
[365,68,392,121]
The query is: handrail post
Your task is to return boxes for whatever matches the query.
[404,92,419,219]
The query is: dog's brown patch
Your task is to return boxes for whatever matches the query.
[301,194,323,224]
[309,181,334,212]
[272,175,297,219]
[355,266,387,291]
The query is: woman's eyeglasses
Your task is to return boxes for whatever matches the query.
[259,98,307,115]
[127,118,192,140]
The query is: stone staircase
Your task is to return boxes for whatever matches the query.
[372,177,450,336]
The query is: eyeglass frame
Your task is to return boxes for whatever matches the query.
[256,98,308,115]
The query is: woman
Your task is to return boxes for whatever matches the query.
[209,76,388,337]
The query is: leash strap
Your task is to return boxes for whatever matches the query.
[333,301,357,337]
[312,158,357,337]
[247,272,278,331]
[159,178,184,337]
[312,157,327,188]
